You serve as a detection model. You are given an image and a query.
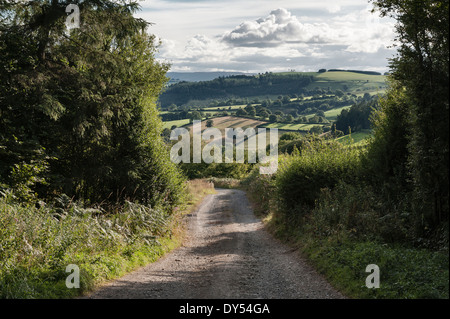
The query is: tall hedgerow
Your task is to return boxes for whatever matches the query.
[275,140,362,217]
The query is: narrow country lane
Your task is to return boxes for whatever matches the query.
[85,189,344,299]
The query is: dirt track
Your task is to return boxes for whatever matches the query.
[85,189,344,299]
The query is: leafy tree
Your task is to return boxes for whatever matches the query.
[161,128,171,143]
[309,126,323,135]
[244,104,256,117]
[319,103,330,110]
[236,108,247,117]
[309,115,320,123]
[363,93,372,101]
[335,98,377,134]
[363,80,410,193]
[269,114,278,123]
[274,111,284,116]
[273,99,283,107]
[282,95,291,104]
[316,110,326,117]
[259,110,269,119]
[335,90,345,98]
[189,111,203,120]
[168,104,178,111]
[284,114,294,123]
[280,132,301,141]
[371,0,449,231]
[0,0,185,209]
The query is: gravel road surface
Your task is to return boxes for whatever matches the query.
[85,189,344,299]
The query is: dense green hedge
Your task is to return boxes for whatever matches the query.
[276,140,362,213]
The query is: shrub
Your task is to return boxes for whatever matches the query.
[307,182,416,243]
[242,167,276,217]
[276,140,362,216]
[279,132,301,141]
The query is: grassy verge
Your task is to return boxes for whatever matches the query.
[260,211,448,299]
[243,166,449,299]
[302,237,448,298]
[0,180,214,299]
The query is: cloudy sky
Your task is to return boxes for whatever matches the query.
[136,0,397,73]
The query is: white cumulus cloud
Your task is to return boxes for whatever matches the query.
[222,8,332,47]
[151,6,396,73]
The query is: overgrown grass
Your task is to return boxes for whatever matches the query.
[0,180,214,299]
[207,177,242,189]
[302,239,448,299]
[183,179,216,212]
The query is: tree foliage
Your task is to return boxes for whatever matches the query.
[370,0,449,231]
[0,0,185,209]
[158,73,314,107]
[335,97,378,134]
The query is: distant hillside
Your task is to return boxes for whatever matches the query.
[327,69,382,76]
[160,73,314,107]
[160,71,387,108]
[167,72,255,83]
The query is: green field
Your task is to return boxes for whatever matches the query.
[337,129,372,144]
[184,116,267,132]
[309,71,387,94]
[162,119,190,129]
[315,71,385,82]
[261,122,324,132]
[323,105,353,120]
[179,116,276,151]
[161,71,385,134]
[202,104,246,111]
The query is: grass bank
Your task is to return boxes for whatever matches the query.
[0,180,214,298]
[259,210,449,299]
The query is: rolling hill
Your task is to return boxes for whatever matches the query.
[160,70,386,108]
